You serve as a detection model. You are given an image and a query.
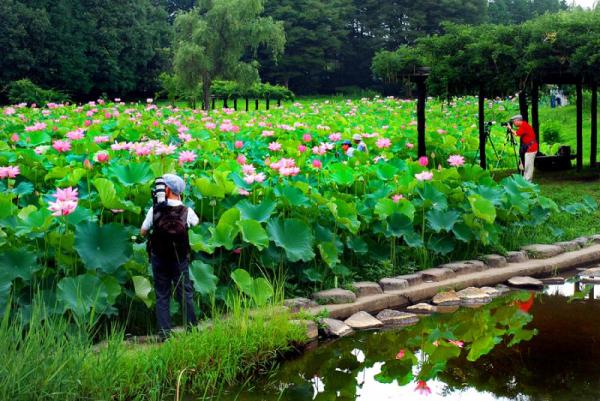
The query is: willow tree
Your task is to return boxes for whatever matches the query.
[173,0,285,110]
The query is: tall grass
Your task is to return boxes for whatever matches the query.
[0,288,306,401]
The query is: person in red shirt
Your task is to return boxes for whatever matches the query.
[507,115,538,181]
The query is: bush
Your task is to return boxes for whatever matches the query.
[5,79,69,105]
[542,123,562,144]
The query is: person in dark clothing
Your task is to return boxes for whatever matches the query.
[140,174,199,339]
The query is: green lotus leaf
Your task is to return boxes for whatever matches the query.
[0,281,11,315]
[374,163,398,181]
[328,199,361,234]
[426,209,460,232]
[318,241,339,267]
[387,213,414,237]
[266,218,315,262]
[250,277,273,306]
[375,198,416,221]
[330,264,351,277]
[0,194,17,219]
[416,183,448,210]
[0,249,40,283]
[236,198,277,222]
[93,178,140,214]
[303,268,324,283]
[74,222,132,273]
[132,275,154,307]
[467,334,501,362]
[238,219,269,250]
[209,207,240,249]
[346,236,368,254]
[329,163,355,186]
[277,185,310,207]
[57,274,113,319]
[468,194,496,224]
[189,261,218,296]
[452,222,475,242]
[231,268,253,295]
[427,235,455,255]
[189,227,216,253]
[11,181,34,196]
[109,162,154,186]
[195,177,225,198]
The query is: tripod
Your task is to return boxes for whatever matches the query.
[474,123,502,169]
[505,127,523,175]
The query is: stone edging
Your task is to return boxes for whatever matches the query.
[292,241,600,322]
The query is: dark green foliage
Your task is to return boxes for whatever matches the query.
[6,79,69,105]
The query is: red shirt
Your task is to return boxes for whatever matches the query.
[516,122,538,152]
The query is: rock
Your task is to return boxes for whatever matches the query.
[439,260,486,275]
[284,297,318,313]
[574,236,590,247]
[379,278,409,292]
[480,287,501,298]
[319,318,353,337]
[506,251,529,263]
[421,268,456,282]
[579,267,600,284]
[507,276,544,288]
[495,284,511,295]
[394,273,423,286]
[344,311,383,330]
[432,291,461,306]
[290,320,318,341]
[554,241,580,252]
[312,288,357,305]
[581,277,600,284]
[540,276,565,285]
[481,254,508,268]
[456,287,492,305]
[521,244,563,259]
[406,303,437,314]
[375,309,419,326]
[589,234,600,244]
[436,305,460,314]
[350,282,383,298]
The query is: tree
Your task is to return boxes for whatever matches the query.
[173,0,285,109]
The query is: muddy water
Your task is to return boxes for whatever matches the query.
[216,275,600,401]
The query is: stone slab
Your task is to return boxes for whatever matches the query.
[379,278,409,292]
[579,267,600,278]
[319,318,353,337]
[555,241,581,252]
[406,303,436,314]
[439,260,487,275]
[344,311,383,330]
[481,254,508,268]
[574,237,590,247]
[590,234,600,244]
[432,291,461,306]
[312,288,357,305]
[284,298,318,313]
[421,268,456,282]
[506,251,529,263]
[521,244,563,259]
[394,273,424,286]
[376,309,419,326]
[351,282,383,298]
[290,320,318,341]
[456,287,492,305]
[480,286,501,298]
[495,284,511,295]
[540,276,565,285]
[507,276,544,288]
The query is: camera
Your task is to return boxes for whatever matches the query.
[152,176,166,205]
[500,121,511,127]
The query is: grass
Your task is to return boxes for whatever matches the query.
[0,300,306,401]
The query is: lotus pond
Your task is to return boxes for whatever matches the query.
[0,97,596,328]
[219,274,600,401]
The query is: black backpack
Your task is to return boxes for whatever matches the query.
[148,204,191,263]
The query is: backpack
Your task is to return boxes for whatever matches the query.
[148,204,190,263]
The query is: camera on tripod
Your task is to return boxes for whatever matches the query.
[500,121,511,128]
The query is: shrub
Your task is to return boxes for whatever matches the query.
[542,123,562,144]
[5,79,69,105]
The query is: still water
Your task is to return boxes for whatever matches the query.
[221,276,600,401]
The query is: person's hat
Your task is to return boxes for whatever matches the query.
[342,140,352,146]
[510,114,523,121]
[352,134,362,141]
[163,174,185,195]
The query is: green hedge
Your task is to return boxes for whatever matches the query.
[5,79,70,105]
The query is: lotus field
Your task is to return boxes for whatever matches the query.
[0,97,592,324]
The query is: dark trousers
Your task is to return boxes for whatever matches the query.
[151,255,197,335]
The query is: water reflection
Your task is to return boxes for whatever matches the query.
[221,280,600,401]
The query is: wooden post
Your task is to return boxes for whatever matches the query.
[233,98,237,111]
[277,98,281,107]
[519,91,529,122]
[245,97,249,112]
[255,99,259,110]
[266,97,270,110]
[531,82,540,143]
[211,97,215,110]
[416,77,427,157]
[577,81,583,172]
[479,86,486,169]
[224,98,228,109]
[592,82,598,167]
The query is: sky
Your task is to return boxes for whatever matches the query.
[574,0,597,8]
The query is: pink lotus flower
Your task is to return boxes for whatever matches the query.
[55,186,78,202]
[448,339,464,348]
[25,122,47,132]
[242,164,256,175]
[302,133,312,142]
[155,143,177,155]
[0,165,20,179]
[52,140,71,153]
[268,142,282,151]
[94,135,110,144]
[4,107,16,115]
[406,142,414,149]
[298,144,307,153]
[376,137,391,149]
[270,158,300,177]
[152,120,159,127]
[262,130,275,137]
[10,133,19,142]
[48,200,78,216]
[104,112,112,119]
[395,349,405,360]
[328,133,341,142]
[414,380,432,396]
[236,154,247,165]
[312,159,322,169]
[235,140,244,149]
[94,151,109,163]
[392,194,403,203]
[447,155,465,167]
[418,156,429,167]
[66,128,85,140]
[437,129,447,135]
[238,189,250,196]
[84,120,92,127]
[179,150,197,165]
[415,171,433,181]
[205,122,216,130]
[178,132,192,142]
